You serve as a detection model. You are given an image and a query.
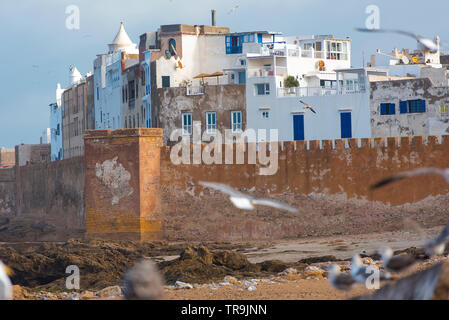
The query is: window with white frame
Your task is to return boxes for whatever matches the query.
[231,111,242,132]
[326,41,347,60]
[182,112,193,135]
[441,106,449,118]
[262,111,269,119]
[255,83,270,95]
[303,42,315,50]
[206,112,217,134]
[345,79,359,91]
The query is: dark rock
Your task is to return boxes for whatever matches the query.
[213,250,250,270]
[299,255,338,264]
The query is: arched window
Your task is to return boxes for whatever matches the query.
[169,38,177,56]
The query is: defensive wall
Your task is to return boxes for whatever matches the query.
[1,129,449,241]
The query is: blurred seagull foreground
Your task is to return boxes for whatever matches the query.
[198,181,299,213]
[328,264,356,291]
[380,247,416,273]
[424,220,449,257]
[370,168,449,190]
[350,254,391,284]
[122,260,165,300]
[355,28,442,52]
[0,261,13,300]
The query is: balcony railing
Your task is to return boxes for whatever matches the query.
[248,66,288,78]
[277,85,366,97]
[186,86,205,96]
[248,67,275,78]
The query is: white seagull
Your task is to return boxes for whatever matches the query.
[328,264,356,291]
[355,28,440,52]
[122,260,165,300]
[380,247,416,273]
[299,100,317,114]
[0,261,13,300]
[228,5,239,15]
[370,168,449,190]
[198,181,299,213]
[350,254,391,284]
[424,220,449,257]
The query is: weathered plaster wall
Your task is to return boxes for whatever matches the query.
[84,129,163,241]
[0,168,16,216]
[3,130,449,242]
[370,78,449,137]
[15,157,85,228]
[160,136,449,240]
[156,84,246,145]
[0,157,85,242]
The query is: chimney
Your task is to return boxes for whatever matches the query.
[370,55,376,67]
[211,10,216,26]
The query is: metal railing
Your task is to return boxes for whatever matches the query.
[186,86,205,96]
[277,85,366,97]
[247,42,349,61]
[248,67,275,78]
[248,66,288,78]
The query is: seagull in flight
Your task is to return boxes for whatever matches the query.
[228,5,239,15]
[355,28,440,53]
[299,100,317,114]
[198,181,299,213]
[0,261,12,300]
[350,254,391,284]
[380,247,416,273]
[424,220,449,257]
[122,260,165,300]
[370,168,449,190]
[328,264,356,291]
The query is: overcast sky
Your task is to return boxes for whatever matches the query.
[1,0,448,148]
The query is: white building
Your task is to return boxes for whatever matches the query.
[240,34,361,142]
[141,50,152,128]
[94,22,139,129]
[49,83,63,161]
[40,128,51,144]
[243,34,449,142]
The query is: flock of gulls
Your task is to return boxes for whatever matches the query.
[0,167,449,299]
[328,168,449,293]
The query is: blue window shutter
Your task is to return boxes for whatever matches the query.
[400,101,408,114]
[421,99,426,112]
[391,103,396,114]
[257,34,263,43]
[380,104,386,115]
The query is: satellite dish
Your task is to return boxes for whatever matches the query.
[165,50,171,59]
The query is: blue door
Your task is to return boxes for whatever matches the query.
[293,115,305,141]
[238,71,246,84]
[340,112,352,139]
